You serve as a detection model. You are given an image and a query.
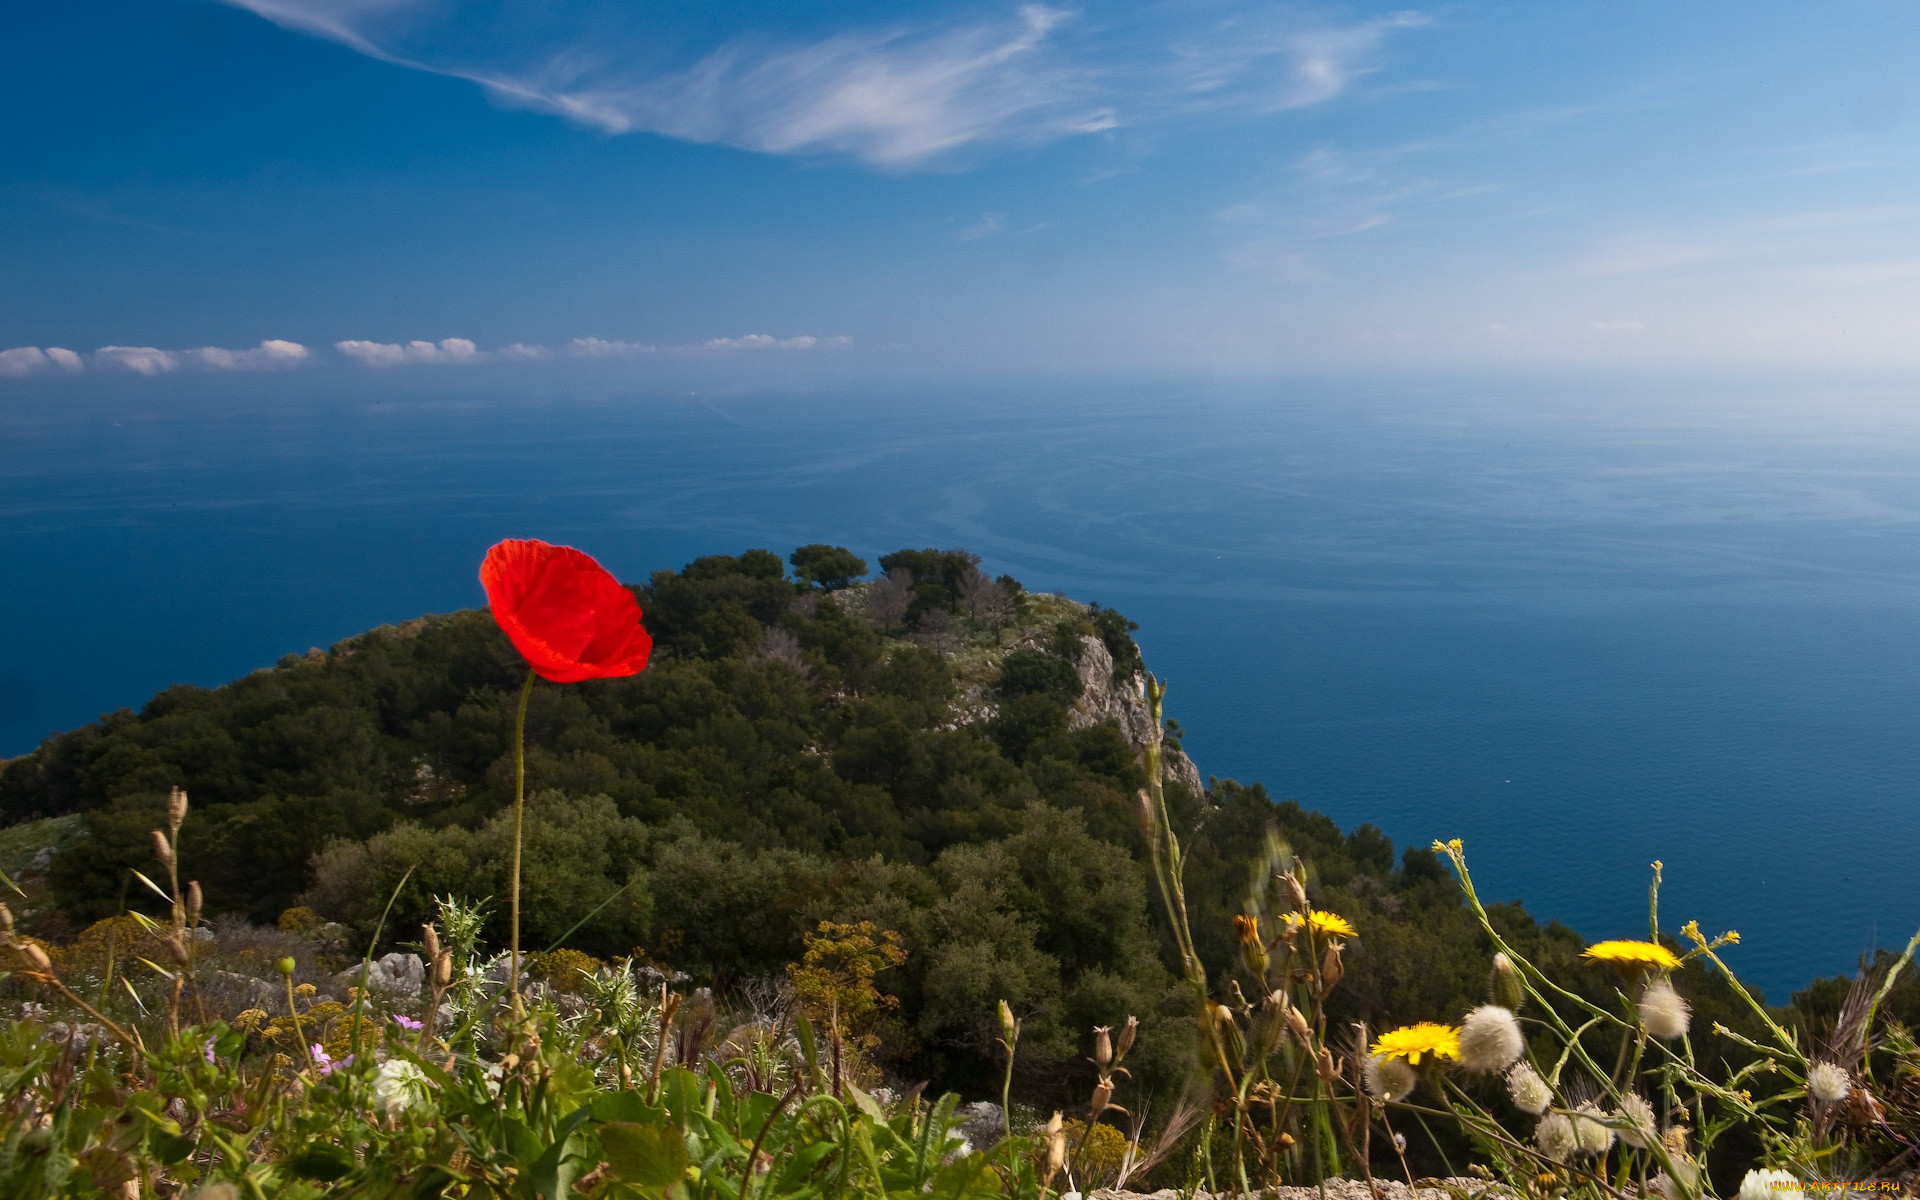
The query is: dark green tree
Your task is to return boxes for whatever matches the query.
[789,544,868,590]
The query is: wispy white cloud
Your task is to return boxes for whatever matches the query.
[1162,11,1428,114]
[95,346,181,375]
[181,339,312,369]
[704,333,848,350]
[214,0,1426,166]
[0,346,85,376]
[568,337,656,357]
[958,212,1004,241]
[335,337,480,366]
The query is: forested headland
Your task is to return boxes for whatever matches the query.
[0,544,1910,1115]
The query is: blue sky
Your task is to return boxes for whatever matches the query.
[4,0,1920,383]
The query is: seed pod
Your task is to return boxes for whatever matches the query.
[1113,1015,1138,1064]
[1092,1025,1113,1069]
[168,786,189,828]
[1491,952,1526,1011]
[186,881,203,927]
[1320,940,1346,993]
[22,942,53,973]
[151,829,174,866]
[275,956,297,977]
[422,923,442,965]
[433,950,453,988]
[1315,1046,1340,1084]
[1090,1078,1114,1119]
[1284,1000,1314,1046]
[0,903,14,935]
[1044,1111,1066,1177]
[165,934,191,966]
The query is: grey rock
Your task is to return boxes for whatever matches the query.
[1066,635,1204,795]
[339,952,425,999]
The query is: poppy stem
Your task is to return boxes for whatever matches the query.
[508,667,535,1011]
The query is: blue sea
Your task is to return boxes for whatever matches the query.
[3,375,1918,999]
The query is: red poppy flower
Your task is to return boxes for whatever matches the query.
[480,539,653,683]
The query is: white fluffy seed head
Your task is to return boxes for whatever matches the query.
[1613,1094,1656,1149]
[1363,1053,1418,1102]
[372,1058,430,1116]
[1740,1169,1805,1200]
[1458,1005,1525,1073]
[1505,1061,1552,1114]
[1572,1103,1614,1155]
[1535,1112,1577,1162]
[1807,1061,1852,1105]
[1639,979,1691,1039]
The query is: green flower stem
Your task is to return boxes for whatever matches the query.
[508,668,535,1008]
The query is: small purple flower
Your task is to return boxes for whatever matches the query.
[392,1014,423,1031]
[203,1037,217,1065]
[311,1045,354,1077]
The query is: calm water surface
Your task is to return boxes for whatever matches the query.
[3,376,1917,997]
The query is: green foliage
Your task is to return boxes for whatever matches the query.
[789,544,868,590]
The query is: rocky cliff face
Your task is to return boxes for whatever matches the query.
[1065,634,1205,795]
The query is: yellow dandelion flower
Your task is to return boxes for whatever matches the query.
[1583,940,1681,970]
[1284,909,1358,939]
[1371,1022,1461,1066]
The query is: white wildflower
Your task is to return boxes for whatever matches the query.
[1363,1052,1418,1102]
[1534,1112,1577,1162]
[1613,1093,1655,1149]
[1505,1061,1552,1114]
[1457,1005,1524,1073]
[1740,1169,1805,1200]
[1807,1061,1851,1105]
[1639,979,1691,1040]
[373,1058,430,1116]
[1571,1103,1613,1155]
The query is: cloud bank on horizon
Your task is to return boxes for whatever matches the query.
[215,0,1422,165]
[0,334,853,378]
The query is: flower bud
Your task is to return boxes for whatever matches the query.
[1233,913,1269,980]
[185,881,203,927]
[151,829,174,867]
[168,786,189,828]
[275,956,297,977]
[1283,870,1310,916]
[997,998,1018,1046]
[1092,1025,1113,1069]
[1491,952,1526,1011]
[0,903,14,936]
